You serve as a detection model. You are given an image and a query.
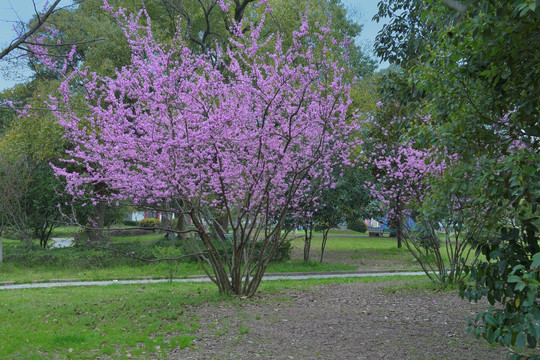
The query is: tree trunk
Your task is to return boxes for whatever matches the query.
[176,213,189,242]
[396,213,403,249]
[320,227,330,263]
[212,213,228,241]
[89,199,106,243]
[303,223,313,264]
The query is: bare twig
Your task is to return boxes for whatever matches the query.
[23,38,106,47]
[0,0,62,61]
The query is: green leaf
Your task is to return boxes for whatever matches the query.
[527,334,537,349]
[515,281,526,291]
[504,332,513,346]
[531,252,540,268]
[516,331,526,349]
[485,314,498,327]
[508,275,521,283]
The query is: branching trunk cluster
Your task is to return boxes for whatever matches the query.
[399,209,489,284]
[171,204,286,296]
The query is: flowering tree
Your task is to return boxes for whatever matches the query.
[365,102,478,284]
[32,2,359,296]
[364,101,435,248]
[367,141,441,242]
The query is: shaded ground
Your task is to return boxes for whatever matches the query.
[170,282,509,360]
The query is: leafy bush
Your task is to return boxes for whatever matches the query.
[461,228,540,354]
[122,220,139,227]
[347,221,367,233]
[139,217,161,228]
[411,226,442,250]
[177,235,291,263]
[272,239,292,262]
[313,223,329,232]
[3,247,134,269]
[107,229,153,237]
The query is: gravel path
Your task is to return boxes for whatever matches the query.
[0,271,426,289]
[170,281,510,360]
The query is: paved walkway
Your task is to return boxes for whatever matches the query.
[50,237,75,248]
[0,271,427,290]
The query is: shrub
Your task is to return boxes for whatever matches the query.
[177,235,292,263]
[139,217,161,228]
[107,229,153,237]
[313,223,329,232]
[272,239,292,262]
[122,220,139,227]
[347,221,367,233]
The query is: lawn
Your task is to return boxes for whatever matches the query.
[0,275,427,359]
[0,275,514,360]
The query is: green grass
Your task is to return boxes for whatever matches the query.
[0,230,356,283]
[50,226,85,237]
[312,228,367,236]
[0,275,429,359]
[0,282,222,359]
[291,234,399,252]
[292,233,479,269]
[1,226,476,283]
[0,262,204,283]
[266,259,356,273]
[0,260,355,284]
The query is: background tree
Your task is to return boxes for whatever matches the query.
[0,155,33,248]
[315,167,374,262]
[362,101,410,248]
[374,0,540,352]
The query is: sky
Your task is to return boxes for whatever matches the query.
[0,0,389,91]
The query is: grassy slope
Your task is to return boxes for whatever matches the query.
[0,230,358,283]
[1,227,475,283]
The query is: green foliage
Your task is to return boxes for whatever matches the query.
[122,220,139,227]
[139,217,161,228]
[347,221,367,233]
[103,204,129,227]
[375,0,540,353]
[373,0,430,65]
[264,0,376,79]
[294,168,375,236]
[461,229,540,352]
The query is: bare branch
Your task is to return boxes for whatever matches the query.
[0,0,62,61]
[23,38,106,47]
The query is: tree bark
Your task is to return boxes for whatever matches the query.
[396,214,403,249]
[303,222,313,264]
[88,199,106,243]
[320,227,330,263]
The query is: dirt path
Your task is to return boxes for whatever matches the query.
[170,281,509,360]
